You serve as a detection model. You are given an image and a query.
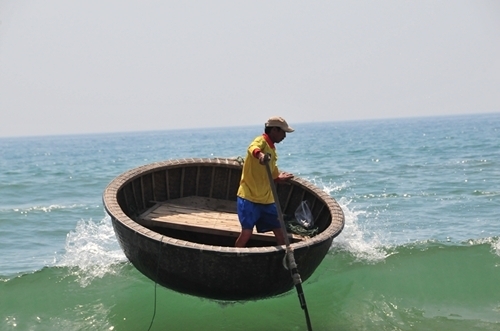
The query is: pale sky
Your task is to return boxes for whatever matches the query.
[1,0,499,137]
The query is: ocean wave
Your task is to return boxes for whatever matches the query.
[55,215,127,287]
[472,190,500,196]
[329,197,392,263]
[1,204,87,214]
[306,176,348,194]
[318,174,500,264]
[308,179,396,263]
[464,237,500,257]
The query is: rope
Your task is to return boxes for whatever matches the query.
[234,156,245,165]
[146,235,164,331]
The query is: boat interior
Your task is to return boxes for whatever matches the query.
[137,196,306,247]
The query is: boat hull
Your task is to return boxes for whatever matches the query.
[103,158,344,301]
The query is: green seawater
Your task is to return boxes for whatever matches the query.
[1,242,499,331]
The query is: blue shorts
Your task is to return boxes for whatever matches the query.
[237,197,281,233]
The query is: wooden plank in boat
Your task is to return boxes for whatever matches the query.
[139,196,303,242]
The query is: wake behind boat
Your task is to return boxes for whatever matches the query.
[103,158,344,301]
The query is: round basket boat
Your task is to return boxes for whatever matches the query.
[103,158,344,301]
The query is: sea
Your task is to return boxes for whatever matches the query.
[1,113,499,331]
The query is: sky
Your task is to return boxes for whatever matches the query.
[1,0,499,138]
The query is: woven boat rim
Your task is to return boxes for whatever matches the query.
[103,157,345,254]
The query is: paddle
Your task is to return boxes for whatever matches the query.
[263,154,313,331]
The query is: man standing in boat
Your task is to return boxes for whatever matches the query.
[235,116,294,247]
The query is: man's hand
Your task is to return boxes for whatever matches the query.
[276,172,294,182]
[258,152,268,165]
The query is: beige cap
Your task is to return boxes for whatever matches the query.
[265,116,294,132]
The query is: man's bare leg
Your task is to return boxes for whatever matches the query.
[235,229,253,247]
[272,228,285,246]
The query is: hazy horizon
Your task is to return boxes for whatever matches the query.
[1,111,497,140]
[1,1,499,138]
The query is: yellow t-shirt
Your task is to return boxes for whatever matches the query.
[237,134,280,204]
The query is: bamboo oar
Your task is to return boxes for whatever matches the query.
[263,155,313,331]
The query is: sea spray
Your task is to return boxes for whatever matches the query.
[55,215,126,287]
[493,237,500,257]
[331,197,392,263]
[466,236,500,257]
[311,178,391,263]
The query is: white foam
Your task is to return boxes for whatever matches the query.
[493,238,500,257]
[312,179,391,263]
[307,177,347,195]
[332,197,391,263]
[55,214,126,287]
[12,204,85,214]
[466,236,500,257]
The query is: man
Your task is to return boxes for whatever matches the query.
[235,116,294,247]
